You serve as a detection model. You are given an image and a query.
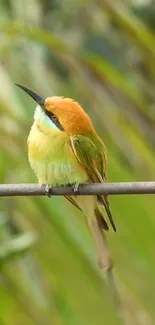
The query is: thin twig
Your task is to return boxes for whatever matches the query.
[0,182,155,197]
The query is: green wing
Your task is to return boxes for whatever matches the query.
[69,135,105,181]
[69,134,116,232]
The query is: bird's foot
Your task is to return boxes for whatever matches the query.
[44,184,52,198]
[72,183,80,195]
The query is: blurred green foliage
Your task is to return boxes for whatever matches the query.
[0,0,155,324]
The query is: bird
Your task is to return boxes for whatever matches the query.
[16,84,116,271]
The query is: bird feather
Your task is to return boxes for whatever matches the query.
[69,134,116,231]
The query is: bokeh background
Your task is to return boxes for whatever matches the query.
[1,0,155,324]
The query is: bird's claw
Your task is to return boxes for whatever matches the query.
[72,183,80,195]
[44,184,52,198]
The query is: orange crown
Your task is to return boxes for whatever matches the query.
[44,96,95,134]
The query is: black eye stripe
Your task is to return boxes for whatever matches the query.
[45,110,56,120]
[45,110,64,131]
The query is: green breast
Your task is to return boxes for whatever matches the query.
[28,125,87,185]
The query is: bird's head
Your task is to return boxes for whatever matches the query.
[16,84,94,135]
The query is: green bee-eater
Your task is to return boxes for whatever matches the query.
[16,84,116,270]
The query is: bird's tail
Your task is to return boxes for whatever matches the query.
[98,195,116,232]
[71,195,113,270]
[95,207,109,231]
[87,209,113,270]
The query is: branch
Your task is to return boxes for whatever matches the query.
[0,182,155,197]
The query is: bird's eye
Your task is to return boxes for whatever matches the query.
[45,109,64,130]
[52,114,58,120]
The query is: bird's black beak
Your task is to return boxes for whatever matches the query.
[15,84,45,106]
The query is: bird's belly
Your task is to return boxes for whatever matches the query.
[29,158,88,186]
[28,125,88,185]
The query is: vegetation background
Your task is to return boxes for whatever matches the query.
[1,0,155,324]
